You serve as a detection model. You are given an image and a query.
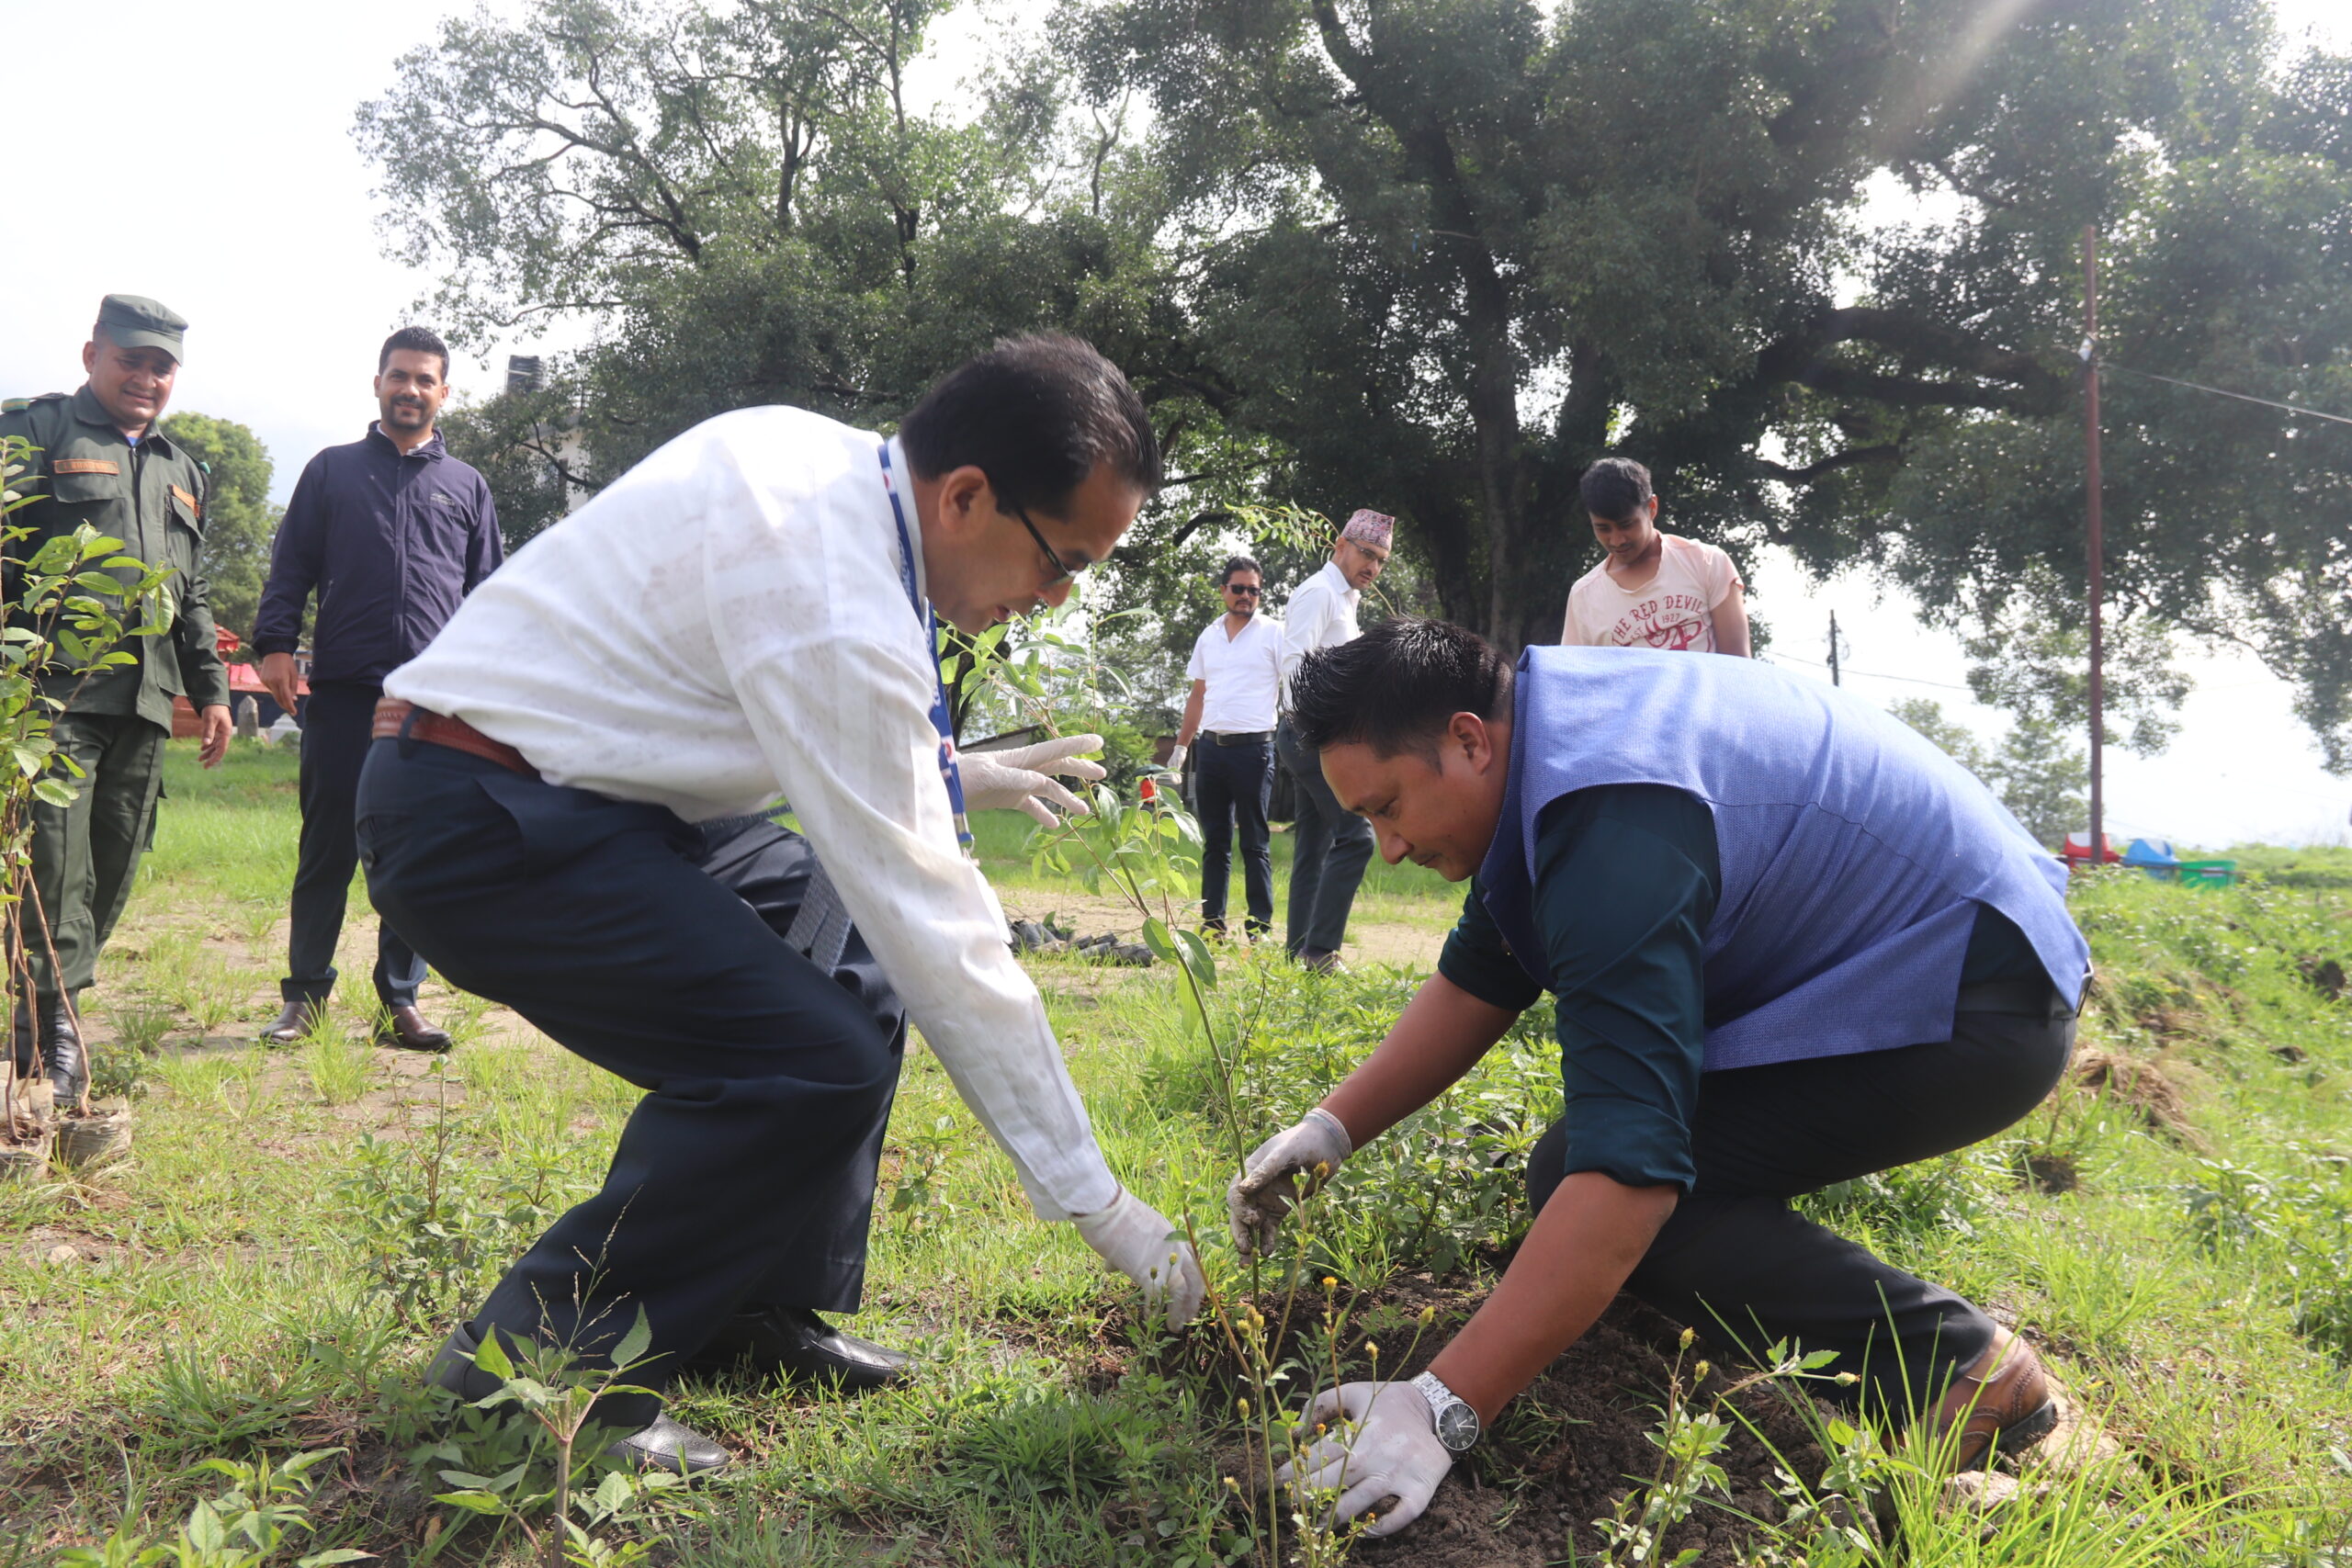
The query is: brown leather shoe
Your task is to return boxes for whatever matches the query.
[1932,1326,2060,1472]
[376,1005,454,1054]
[260,998,326,1046]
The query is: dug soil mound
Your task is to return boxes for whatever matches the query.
[1355,1296,1832,1567]
[1189,1277,1838,1568]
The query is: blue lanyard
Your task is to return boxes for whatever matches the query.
[878,443,974,853]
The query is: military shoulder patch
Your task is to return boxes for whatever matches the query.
[52,457,120,476]
[1,399,28,414]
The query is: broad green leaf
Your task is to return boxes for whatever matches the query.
[1141,917,1178,964]
[611,1306,652,1369]
[469,1330,514,1381]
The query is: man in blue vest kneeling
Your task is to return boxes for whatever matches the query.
[1228,618,2089,1538]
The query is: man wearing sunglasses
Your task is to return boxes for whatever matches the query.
[356,335,1204,1477]
[1170,556,1284,939]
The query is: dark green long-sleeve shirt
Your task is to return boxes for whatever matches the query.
[0,387,231,728]
[1439,784,2040,1192]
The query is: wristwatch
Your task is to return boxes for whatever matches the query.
[1411,1371,1482,1454]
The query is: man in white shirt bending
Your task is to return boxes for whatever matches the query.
[1169,556,1283,938]
[1561,457,1752,655]
[357,336,1204,1477]
[1274,510,1392,971]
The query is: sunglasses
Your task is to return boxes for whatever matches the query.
[1226,583,1261,595]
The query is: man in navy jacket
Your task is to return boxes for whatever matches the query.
[254,326,503,1050]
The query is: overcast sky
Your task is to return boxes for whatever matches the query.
[4,0,2347,849]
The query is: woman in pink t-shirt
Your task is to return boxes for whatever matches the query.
[1561,457,1752,654]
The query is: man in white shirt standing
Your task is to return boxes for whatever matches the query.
[1274,510,1392,971]
[1561,457,1752,655]
[1169,556,1283,938]
[356,336,1204,1476]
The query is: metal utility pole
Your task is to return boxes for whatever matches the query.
[2082,226,2107,863]
[1827,610,1843,686]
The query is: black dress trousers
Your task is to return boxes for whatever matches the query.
[1526,990,2075,1419]
[286,681,430,1009]
[356,739,906,1422]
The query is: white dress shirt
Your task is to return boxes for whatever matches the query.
[386,406,1117,1219]
[1186,613,1284,734]
[1278,558,1361,704]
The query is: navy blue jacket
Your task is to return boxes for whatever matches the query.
[254,425,503,683]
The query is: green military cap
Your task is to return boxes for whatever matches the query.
[95,294,187,361]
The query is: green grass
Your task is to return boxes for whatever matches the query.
[4,740,2351,1562]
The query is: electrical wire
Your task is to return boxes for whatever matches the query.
[2101,363,2352,430]
[1763,651,1976,692]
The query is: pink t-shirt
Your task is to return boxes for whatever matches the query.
[1561,534,1743,651]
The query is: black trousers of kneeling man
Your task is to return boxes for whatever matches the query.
[1525,983,2075,1419]
[357,739,906,1426]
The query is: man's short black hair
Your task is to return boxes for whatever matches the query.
[379,325,452,380]
[1290,617,1513,761]
[899,333,1161,517]
[1580,457,1654,523]
[1219,555,1261,586]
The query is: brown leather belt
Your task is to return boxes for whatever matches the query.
[372,698,535,775]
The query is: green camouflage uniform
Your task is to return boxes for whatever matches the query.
[0,299,230,1004]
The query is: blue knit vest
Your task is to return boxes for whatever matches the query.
[1477,649,2089,1073]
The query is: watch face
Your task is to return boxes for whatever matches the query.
[1436,1401,1480,1452]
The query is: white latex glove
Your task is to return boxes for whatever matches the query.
[1280,1380,1454,1538]
[1227,1107,1353,1259]
[1165,743,1189,773]
[959,733,1109,826]
[1072,1186,1207,1330]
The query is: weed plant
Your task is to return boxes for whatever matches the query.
[302,1016,372,1108]
[334,1061,579,1326]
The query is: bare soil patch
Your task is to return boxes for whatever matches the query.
[995,888,1447,971]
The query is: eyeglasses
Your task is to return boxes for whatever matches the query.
[1226,584,1261,595]
[1008,502,1086,591]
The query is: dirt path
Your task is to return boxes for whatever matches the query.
[993,886,1447,970]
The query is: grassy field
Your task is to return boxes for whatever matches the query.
[5,740,2352,1564]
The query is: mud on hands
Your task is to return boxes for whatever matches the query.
[1227,1107,1354,1259]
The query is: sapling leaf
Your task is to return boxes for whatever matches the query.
[1143,917,1178,964]
[433,1490,510,1516]
[612,1307,652,1370]
[1178,930,1217,987]
[592,1469,633,1518]
[470,1330,515,1381]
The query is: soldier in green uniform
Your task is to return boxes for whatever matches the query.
[0,295,232,1100]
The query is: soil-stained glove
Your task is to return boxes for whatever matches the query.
[1280,1380,1453,1538]
[959,733,1109,826]
[1072,1187,1207,1329]
[1164,743,1189,773]
[1227,1108,1353,1259]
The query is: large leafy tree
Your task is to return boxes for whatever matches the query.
[1062,0,2352,763]
[159,412,278,644]
[357,0,1193,480]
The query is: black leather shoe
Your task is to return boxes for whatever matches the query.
[424,1321,732,1480]
[39,996,85,1102]
[607,1414,732,1477]
[683,1305,911,1392]
[376,1005,453,1054]
[260,998,325,1046]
